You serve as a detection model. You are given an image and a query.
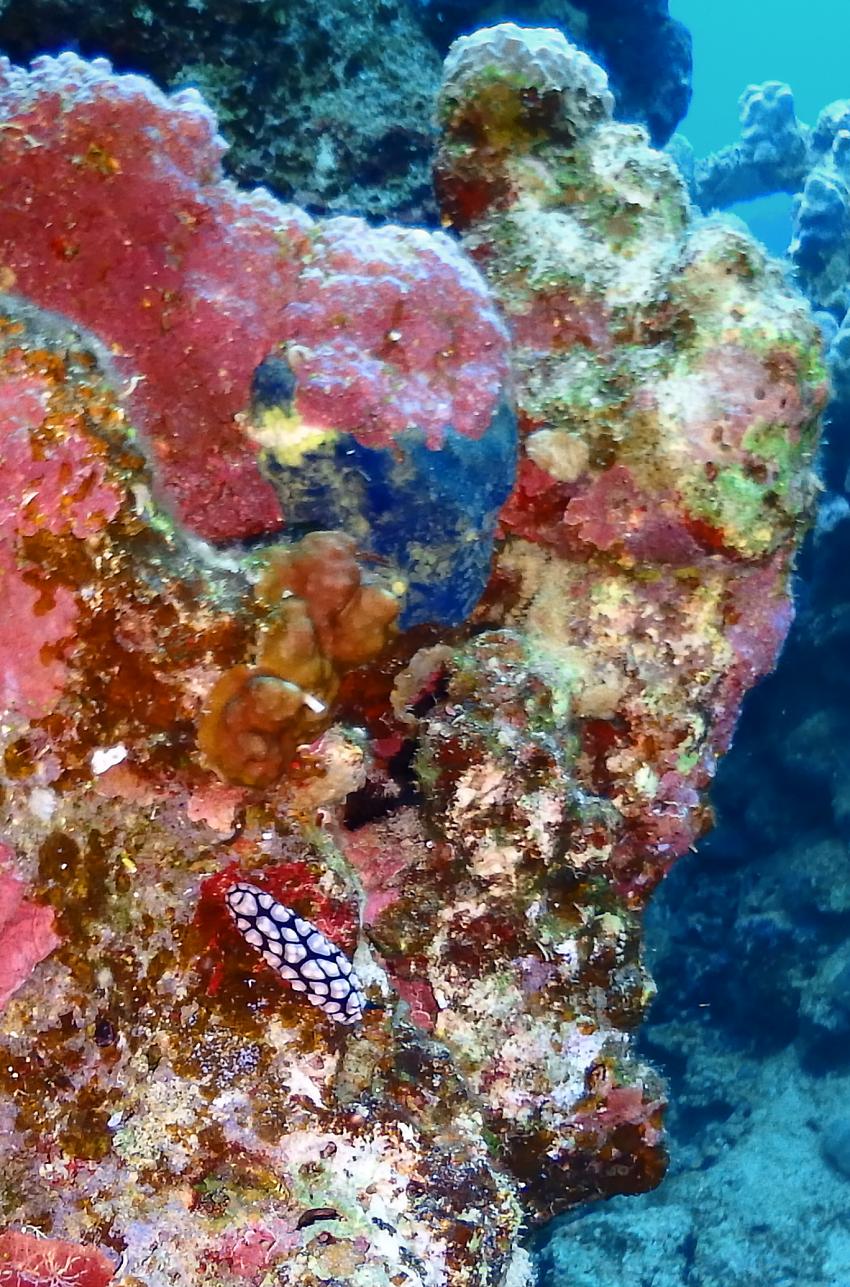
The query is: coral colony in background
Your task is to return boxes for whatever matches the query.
[0,19,827,1287]
[674,81,850,431]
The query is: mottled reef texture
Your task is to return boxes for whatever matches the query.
[0,0,690,222]
[0,20,825,1287]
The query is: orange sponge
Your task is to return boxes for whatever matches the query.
[199,532,402,787]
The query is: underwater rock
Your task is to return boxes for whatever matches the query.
[0,0,443,223]
[536,1197,695,1287]
[0,22,827,1287]
[799,946,850,1067]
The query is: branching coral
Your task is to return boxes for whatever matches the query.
[683,81,811,211]
[677,81,850,417]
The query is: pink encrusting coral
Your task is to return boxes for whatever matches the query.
[0,848,59,1012]
[0,55,288,543]
[0,1230,114,1287]
[277,218,508,450]
[0,357,122,719]
[0,53,508,541]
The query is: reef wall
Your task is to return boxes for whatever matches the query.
[0,22,826,1287]
[0,0,691,221]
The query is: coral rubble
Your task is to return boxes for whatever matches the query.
[0,21,826,1287]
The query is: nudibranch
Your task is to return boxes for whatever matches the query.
[225,882,365,1025]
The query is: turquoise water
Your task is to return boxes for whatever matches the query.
[672,0,850,256]
[670,0,849,156]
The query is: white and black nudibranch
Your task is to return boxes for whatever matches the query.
[225,882,365,1025]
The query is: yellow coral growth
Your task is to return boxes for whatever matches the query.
[199,532,402,788]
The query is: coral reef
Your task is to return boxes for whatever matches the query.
[0,20,826,1287]
[418,18,824,1222]
[0,295,528,1287]
[0,0,443,222]
[0,50,512,619]
[532,528,850,1285]
[0,0,691,226]
[560,49,850,1287]
[790,103,850,347]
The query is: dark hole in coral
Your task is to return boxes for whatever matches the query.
[250,352,297,413]
[343,737,420,829]
[412,668,450,718]
[93,1016,117,1047]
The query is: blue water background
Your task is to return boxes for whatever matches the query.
[670,0,850,254]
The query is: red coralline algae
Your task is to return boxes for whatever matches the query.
[0,854,59,1011]
[0,360,113,719]
[0,1231,113,1287]
[0,56,290,542]
[212,1222,298,1282]
[276,219,508,451]
[0,542,77,721]
[0,54,508,542]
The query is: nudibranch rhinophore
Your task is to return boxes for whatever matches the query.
[225,882,365,1025]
